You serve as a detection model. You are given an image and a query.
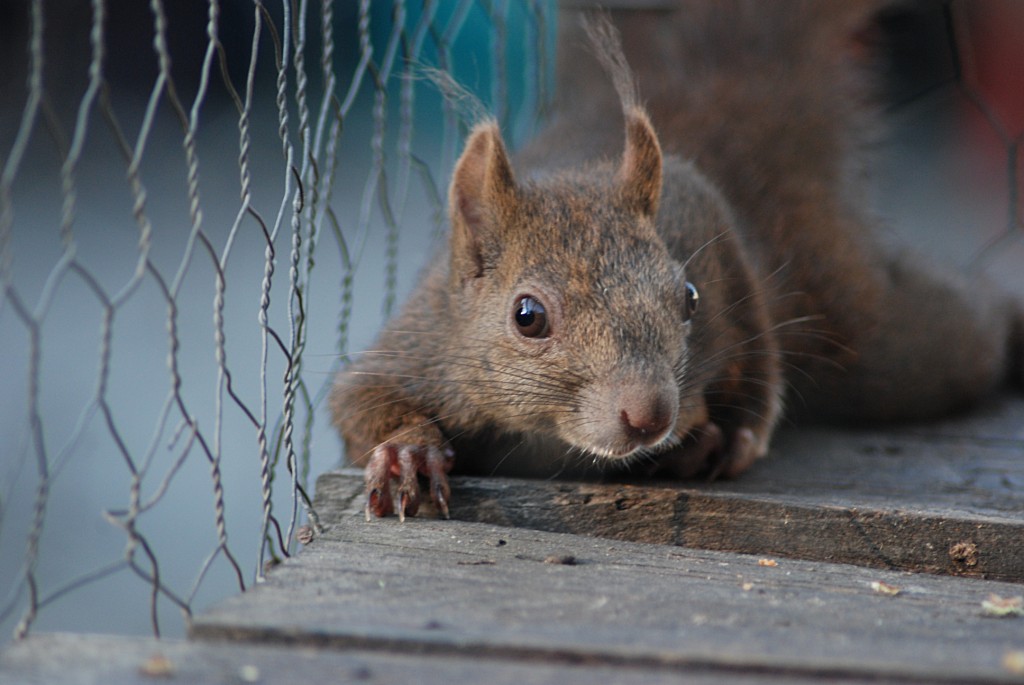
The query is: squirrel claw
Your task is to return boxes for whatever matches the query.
[433,484,450,520]
[398,492,409,523]
[362,437,454,520]
[364,444,398,519]
[396,446,422,520]
[365,487,394,520]
[425,445,454,519]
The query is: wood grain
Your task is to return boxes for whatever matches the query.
[9,632,964,685]
[191,506,1024,683]
[315,396,1024,581]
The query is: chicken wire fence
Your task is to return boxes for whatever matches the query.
[1,0,1021,645]
[0,0,554,641]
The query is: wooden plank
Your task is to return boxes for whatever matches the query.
[191,509,1024,683]
[316,395,1024,582]
[6,632,860,685]
[733,394,1024,515]
[319,471,1024,583]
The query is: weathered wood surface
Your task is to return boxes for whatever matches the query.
[744,395,1024,515]
[191,504,1024,684]
[7,399,1022,684]
[316,395,1024,582]
[6,632,851,685]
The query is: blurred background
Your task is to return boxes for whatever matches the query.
[0,0,1020,643]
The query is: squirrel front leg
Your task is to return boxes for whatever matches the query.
[650,309,783,480]
[702,347,783,480]
[363,419,454,521]
[653,384,778,481]
[330,361,454,520]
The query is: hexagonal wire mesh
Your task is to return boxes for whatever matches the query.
[0,0,1021,643]
[0,0,554,641]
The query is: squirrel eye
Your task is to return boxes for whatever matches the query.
[513,295,549,338]
[685,281,699,319]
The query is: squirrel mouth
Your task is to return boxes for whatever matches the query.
[591,430,676,461]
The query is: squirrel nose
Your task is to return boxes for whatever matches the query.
[619,391,675,446]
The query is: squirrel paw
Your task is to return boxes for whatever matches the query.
[364,440,454,521]
[705,426,763,481]
[649,423,764,481]
[648,422,724,479]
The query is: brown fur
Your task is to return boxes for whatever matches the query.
[330,3,1024,505]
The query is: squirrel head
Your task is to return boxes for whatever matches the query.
[448,107,662,282]
[443,110,700,462]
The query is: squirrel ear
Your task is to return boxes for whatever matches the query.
[448,121,517,280]
[617,107,662,218]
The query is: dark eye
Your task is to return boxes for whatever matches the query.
[513,295,549,338]
[685,281,699,319]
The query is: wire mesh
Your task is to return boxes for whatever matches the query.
[868,0,1023,288]
[0,0,554,641]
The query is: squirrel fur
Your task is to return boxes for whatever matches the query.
[330,2,1024,519]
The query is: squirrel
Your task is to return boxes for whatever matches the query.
[330,3,1024,520]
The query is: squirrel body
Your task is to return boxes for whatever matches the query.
[330,3,1024,518]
